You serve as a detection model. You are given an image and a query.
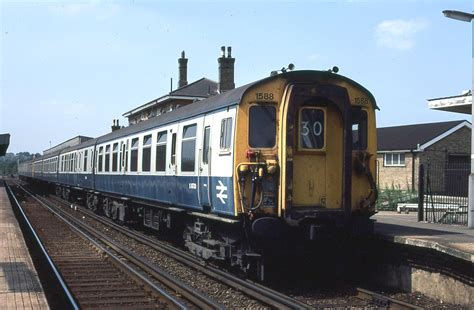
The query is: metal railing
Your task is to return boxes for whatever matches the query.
[418,163,469,225]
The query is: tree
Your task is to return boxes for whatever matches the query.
[0,152,35,175]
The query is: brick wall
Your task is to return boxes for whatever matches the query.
[418,126,471,167]
[377,152,416,190]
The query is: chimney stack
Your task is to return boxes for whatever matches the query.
[111,119,120,132]
[218,46,235,93]
[178,51,188,88]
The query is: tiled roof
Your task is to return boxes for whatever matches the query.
[170,78,218,97]
[122,78,218,117]
[377,120,469,151]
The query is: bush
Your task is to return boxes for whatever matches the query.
[376,183,418,211]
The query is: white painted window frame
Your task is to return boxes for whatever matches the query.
[384,152,406,167]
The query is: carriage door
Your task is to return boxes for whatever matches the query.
[199,116,212,208]
[167,125,179,204]
[292,105,343,209]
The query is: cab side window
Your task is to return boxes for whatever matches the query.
[249,105,276,148]
[351,108,368,150]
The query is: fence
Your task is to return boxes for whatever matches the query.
[418,163,469,225]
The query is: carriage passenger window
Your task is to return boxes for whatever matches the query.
[181,124,197,172]
[84,150,88,172]
[300,108,325,149]
[98,147,103,172]
[171,133,177,165]
[142,135,152,172]
[131,138,139,172]
[105,145,111,172]
[121,143,128,171]
[112,143,118,172]
[351,109,368,150]
[220,118,232,150]
[249,105,276,148]
[203,126,210,164]
[156,131,167,172]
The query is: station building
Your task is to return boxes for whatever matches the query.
[377,120,471,191]
[377,90,473,191]
[122,47,235,126]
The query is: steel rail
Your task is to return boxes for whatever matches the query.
[48,195,312,309]
[356,288,424,310]
[15,183,216,309]
[4,181,80,310]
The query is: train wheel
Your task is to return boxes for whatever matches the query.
[55,185,62,197]
[103,198,112,217]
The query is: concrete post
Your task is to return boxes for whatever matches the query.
[418,164,425,222]
[468,20,473,231]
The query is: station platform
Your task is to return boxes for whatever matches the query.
[372,211,474,263]
[0,184,49,309]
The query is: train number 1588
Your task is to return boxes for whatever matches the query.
[256,93,274,101]
[354,97,369,105]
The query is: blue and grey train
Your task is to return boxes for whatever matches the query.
[19,70,378,276]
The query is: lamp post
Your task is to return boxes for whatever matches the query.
[443,9,473,228]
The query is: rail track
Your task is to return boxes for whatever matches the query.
[9,180,313,309]
[8,181,219,309]
[44,192,313,309]
[9,179,425,309]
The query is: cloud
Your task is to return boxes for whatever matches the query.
[375,19,427,51]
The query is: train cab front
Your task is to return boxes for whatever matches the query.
[278,79,378,239]
[234,71,377,242]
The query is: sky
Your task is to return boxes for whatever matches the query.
[1,0,473,154]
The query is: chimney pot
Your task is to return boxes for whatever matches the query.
[218,46,235,93]
[111,119,121,132]
[178,50,188,88]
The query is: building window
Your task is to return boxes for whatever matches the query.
[249,105,276,148]
[142,135,152,172]
[220,118,232,150]
[130,138,139,172]
[384,153,405,167]
[156,131,167,172]
[181,124,196,172]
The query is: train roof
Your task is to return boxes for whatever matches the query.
[36,70,377,156]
